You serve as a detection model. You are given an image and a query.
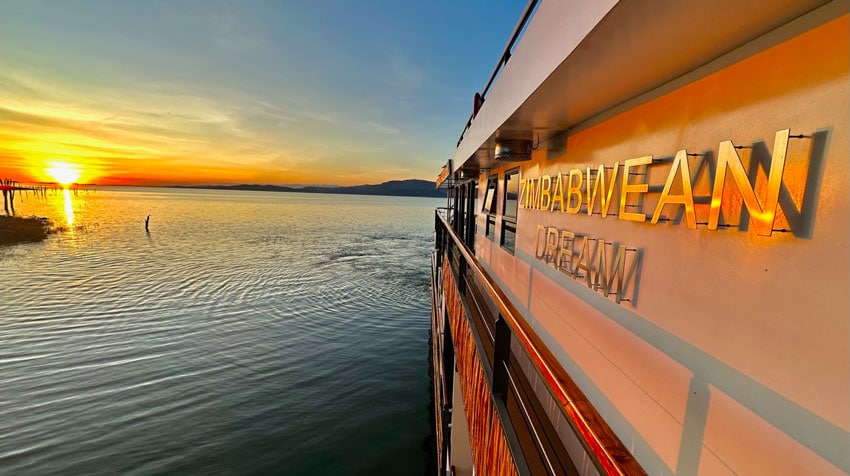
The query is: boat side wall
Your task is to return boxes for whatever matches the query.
[473,15,849,476]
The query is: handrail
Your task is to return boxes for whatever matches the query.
[436,211,646,476]
[456,0,540,149]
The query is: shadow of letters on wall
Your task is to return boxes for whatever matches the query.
[523,128,829,306]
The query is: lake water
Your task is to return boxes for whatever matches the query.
[0,187,442,475]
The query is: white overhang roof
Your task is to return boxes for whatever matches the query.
[452,0,839,173]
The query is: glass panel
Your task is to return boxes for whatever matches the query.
[504,172,519,219]
[502,226,516,253]
[488,177,499,214]
[483,183,496,213]
[487,216,496,241]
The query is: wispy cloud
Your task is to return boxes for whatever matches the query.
[0,59,442,185]
[153,0,266,54]
[365,121,400,135]
[384,48,425,91]
[0,0,522,185]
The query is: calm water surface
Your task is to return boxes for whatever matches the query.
[0,187,441,475]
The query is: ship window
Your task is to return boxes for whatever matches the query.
[483,175,498,241]
[483,178,496,213]
[453,184,464,235]
[465,181,477,250]
[501,169,519,254]
[473,183,478,219]
[503,170,519,219]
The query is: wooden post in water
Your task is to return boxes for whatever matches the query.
[8,180,14,216]
[2,179,9,216]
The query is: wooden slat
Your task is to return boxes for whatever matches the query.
[443,265,519,476]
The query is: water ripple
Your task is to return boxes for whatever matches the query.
[0,189,441,475]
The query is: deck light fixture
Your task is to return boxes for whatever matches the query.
[494,139,532,162]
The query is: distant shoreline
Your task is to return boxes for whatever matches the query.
[169,179,444,198]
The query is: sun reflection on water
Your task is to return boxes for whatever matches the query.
[63,188,74,226]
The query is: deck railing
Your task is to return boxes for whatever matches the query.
[456,0,540,148]
[433,210,646,476]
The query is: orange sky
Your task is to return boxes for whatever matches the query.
[0,83,430,187]
[0,3,522,187]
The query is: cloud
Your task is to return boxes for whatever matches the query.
[365,121,400,135]
[153,0,267,54]
[385,48,425,90]
[0,48,434,185]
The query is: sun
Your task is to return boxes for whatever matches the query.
[46,162,82,186]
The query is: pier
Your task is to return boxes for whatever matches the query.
[1,179,59,216]
[0,179,89,245]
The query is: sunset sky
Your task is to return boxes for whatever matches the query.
[0,1,524,186]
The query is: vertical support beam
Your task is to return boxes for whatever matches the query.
[492,314,512,401]
[462,184,468,238]
[465,181,476,251]
[453,185,462,234]
[435,213,440,264]
[443,315,455,404]
[441,317,455,474]
[457,258,467,296]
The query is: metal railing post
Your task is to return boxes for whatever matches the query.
[457,253,467,296]
[436,210,445,268]
[492,314,512,401]
[455,0,540,148]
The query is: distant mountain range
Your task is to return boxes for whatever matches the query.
[176,179,444,198]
